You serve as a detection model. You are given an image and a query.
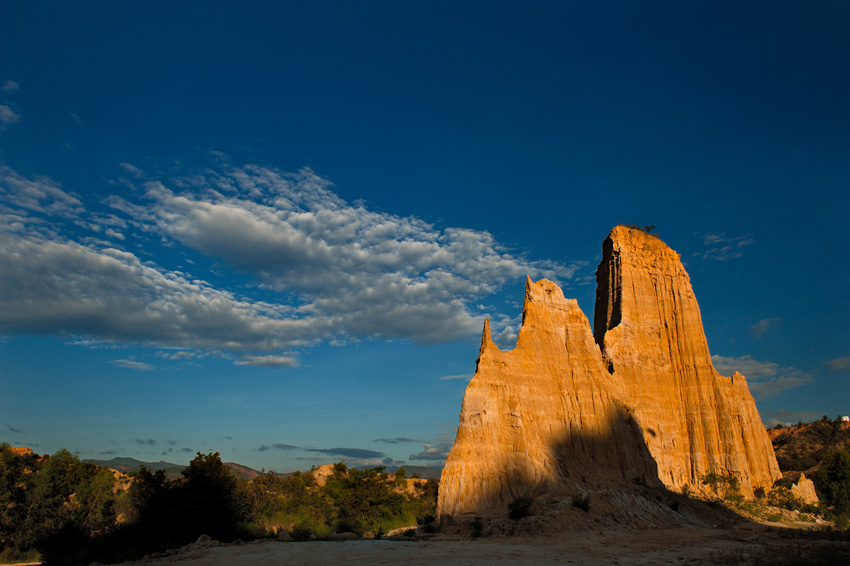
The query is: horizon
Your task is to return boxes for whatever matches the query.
[1,2,848,473]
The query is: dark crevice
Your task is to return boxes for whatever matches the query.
[593,235,621,351]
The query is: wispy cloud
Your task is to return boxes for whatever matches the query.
[0,163,577,367]
[6,424,22,433]
[0,106,19,127]
[2,81,19,92]
[711,354,814,397]
[111,358,155,371]
[158,350,206,361]
[255,442,385,460]
[118,162,143,177]
[234,354,298,368]
[373,437,426,444]
[0,165,83,216]
[132,438,157,446]
[750,317,780,338]
[694,232,755,261]
[438,374,473,381]
[827,357,850,373]
[316,447,385,459]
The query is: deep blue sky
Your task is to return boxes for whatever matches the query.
[1,1,848,471]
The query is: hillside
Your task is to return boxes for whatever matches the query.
[768,416,850,474]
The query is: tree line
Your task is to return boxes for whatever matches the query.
[0,444,438,565]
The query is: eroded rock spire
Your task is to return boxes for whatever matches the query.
[438,226,780,520]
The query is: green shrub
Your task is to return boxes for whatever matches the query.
[701,472,741,501]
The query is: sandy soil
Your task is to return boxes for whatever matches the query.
[118,524,850,566]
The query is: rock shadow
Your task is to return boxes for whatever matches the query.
[439,404,749,532]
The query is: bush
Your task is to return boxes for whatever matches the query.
[767,487,804,511]
[508,496,534,520]
[701,472,741,501]
[470,517,483,538]
[290,525,315,541]
[333,518,361,535]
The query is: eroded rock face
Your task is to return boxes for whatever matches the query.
[594,226,781,497]
[438,226,780,518]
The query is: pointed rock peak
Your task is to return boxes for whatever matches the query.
[478,318,499,357]
[524,277,568,309]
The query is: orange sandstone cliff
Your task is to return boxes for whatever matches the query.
[438,226,780,518]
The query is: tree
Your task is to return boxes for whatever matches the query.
[815,448,850,517]
[175,452,249,542]
[20,449,98,564]
[127,466,169,521]
[0,444,37,552]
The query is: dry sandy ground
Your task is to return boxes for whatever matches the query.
[118,524,850,566]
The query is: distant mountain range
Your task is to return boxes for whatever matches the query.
[83,457,187,479]
[83,457,442,481]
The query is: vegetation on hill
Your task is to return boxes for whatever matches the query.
[768,416,850,526]
[0,444,438,565]
[246,462,437,537]
[769,416,850,473]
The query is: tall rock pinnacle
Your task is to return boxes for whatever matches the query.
[594,226,780,495]
[438,226,780,519]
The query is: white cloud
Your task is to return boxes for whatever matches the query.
[750,317,779,338]
[0,105,19,127]
[111,358,155,371]
[711,354,814,398]
[1,163,578,367]
[409,442,452,461]
[117,164,577,344]
[2,81,19,92]
[827,357,850,373]
[159,350,202,360]
[694,232,754,261]
[0,231,320,355]
[761,409,824,428]
[0,166,83,217]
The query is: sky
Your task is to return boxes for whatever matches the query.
[1,1,848,473]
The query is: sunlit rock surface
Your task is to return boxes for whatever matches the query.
[438,226,780,518]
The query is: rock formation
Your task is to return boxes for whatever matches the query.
[438,226,781,518]
[791,473,819,506]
